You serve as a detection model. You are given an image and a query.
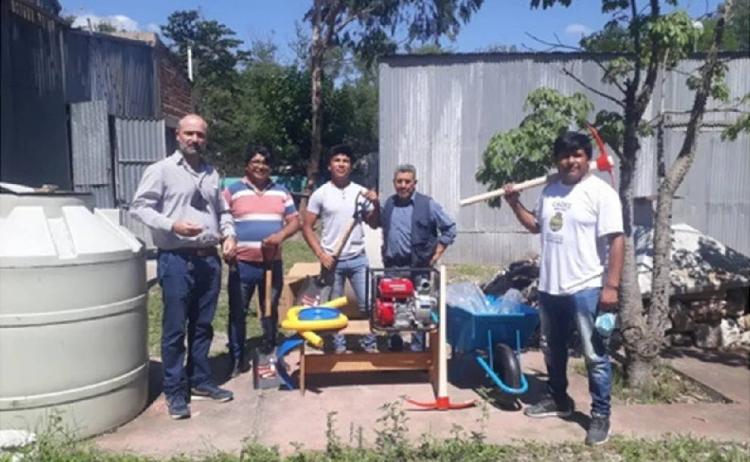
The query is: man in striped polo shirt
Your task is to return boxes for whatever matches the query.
[223,145,300,376]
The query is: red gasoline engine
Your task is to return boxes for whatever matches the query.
[374,277,436,330]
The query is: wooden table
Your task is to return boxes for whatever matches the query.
[298,320,440,395]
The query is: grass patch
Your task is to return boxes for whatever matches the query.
[446,263,498,284]
[571,360,720,404]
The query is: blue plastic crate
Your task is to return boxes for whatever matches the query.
[446,303,539,354]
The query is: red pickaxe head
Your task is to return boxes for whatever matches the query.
[586,123,616,186]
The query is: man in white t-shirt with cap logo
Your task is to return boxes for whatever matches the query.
[503,131,624,446]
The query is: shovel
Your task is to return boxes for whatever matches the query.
[261,242,278,319]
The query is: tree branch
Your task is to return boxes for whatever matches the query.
[666,0,732,187]
[525,32,627,95]
[562,66,625,108]
[635,0,662,115]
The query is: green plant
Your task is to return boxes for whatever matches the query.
[373,400,409,458]
[325,411,342,457]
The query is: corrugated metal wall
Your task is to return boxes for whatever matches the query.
[379,53,750,264]
[64,30,158,118]
[70,100,114,207]
[0,0,71,189]
[114,117,166,249]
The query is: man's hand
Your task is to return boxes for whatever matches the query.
[222,236,237,263]
[262,232,284,249]
[363,189,380,204]
[317,251,335,270]
[429,243,447,266]
[599,286,619,312]
[172,221,202,237]
[502,183,520,206]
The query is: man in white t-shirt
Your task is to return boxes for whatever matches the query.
[303,144,380,353]
[503,131,624,446]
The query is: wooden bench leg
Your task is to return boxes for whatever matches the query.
[300,342,306,396]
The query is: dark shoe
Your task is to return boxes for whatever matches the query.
[231,359,245,378]
[361,343,379,354]
[166,394,190,420]
[523,396,574,418]
[389,334,404,352]
[359,334,378,353]
[585,414,610,446]
[191,383,234,402]
[332,334,347,354]
[259,340,275,356]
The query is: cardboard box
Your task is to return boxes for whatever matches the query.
[279,262,366,322]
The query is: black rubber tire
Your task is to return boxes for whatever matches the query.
[493,343,522,389]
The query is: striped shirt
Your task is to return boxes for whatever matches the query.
[223,178,298,262]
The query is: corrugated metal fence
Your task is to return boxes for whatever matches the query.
[379,53,750,264]
[70,106,165,247]
[70,100,114,207]
[114,117,166,249]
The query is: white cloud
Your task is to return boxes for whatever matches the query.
[146,23,161,34]
[564,23,593,37]
[71,13,140,32]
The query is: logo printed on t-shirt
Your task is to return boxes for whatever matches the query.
[549,211,563,232]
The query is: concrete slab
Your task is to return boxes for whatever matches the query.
[664,348,750,404]
[94,347,750,458]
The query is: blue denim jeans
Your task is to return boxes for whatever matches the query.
[331,254,375,350]
[538,288,612,417]
[227,260,283,358]
[158,250,221,398]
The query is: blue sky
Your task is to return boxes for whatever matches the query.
[60,0,721,62]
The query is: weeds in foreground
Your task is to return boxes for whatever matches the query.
[2,403,748,462]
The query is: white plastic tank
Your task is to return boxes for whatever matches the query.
[0,184,148,438]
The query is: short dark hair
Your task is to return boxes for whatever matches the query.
[244,144,273,165]
[328,144,354,163]
[553,131,593,160]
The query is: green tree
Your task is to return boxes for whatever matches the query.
[161,10,250,172]
[303,0,484,194]
[582,0,749,52]
[479,0,748,388]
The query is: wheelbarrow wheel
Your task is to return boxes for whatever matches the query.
[493,343,522,389]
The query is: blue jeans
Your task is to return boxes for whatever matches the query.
[227,260,283,358]
[331,254,375,349]
[158,250,221,398]
[538,288,612,417]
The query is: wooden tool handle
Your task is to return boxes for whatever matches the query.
[331,217,357,260]
[460,157,612,207]
[459,174,555,206]
[264,268,272,318]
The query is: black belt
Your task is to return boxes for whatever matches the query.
[163,247,218,257]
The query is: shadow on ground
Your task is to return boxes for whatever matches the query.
[661,346,749,368]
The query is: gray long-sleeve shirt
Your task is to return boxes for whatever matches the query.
[130,150,235,250]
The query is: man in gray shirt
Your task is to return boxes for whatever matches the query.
[131,114,236,420]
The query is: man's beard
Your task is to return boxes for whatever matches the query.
[180,143,206,156]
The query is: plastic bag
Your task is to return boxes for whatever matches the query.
[496,288,524,314]
[446,282,491,314]
[595,313,617,337]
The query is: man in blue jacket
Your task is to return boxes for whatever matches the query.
[380,164,456,351]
